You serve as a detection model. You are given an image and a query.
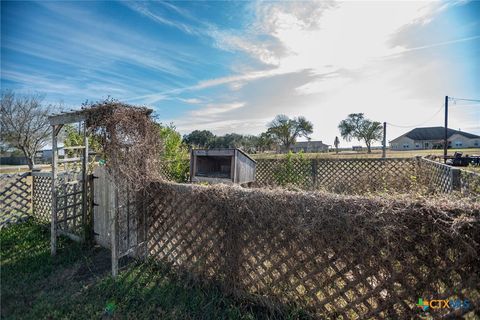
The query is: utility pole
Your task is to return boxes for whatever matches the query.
[444,96,448,163]
[382,122,386,158]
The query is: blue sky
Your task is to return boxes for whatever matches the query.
[1,0,479,146]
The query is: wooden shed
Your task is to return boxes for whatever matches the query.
[190,148,256,184]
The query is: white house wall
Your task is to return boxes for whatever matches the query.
[448,133,480,148]
[390,134,480,150]
[390,136,415,150]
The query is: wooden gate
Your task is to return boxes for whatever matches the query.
[93,167,147,276]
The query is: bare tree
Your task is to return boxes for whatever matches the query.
[1,91,54,169]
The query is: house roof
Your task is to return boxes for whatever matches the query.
[392,127,480,142]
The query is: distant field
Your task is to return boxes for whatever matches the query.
[251,148,480,159]
[2,148,479,174]
[0,164,50,174]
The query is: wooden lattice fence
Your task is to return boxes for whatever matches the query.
[159,156,479,195]
[32,172,52,223]
[416,157,461,193]
[0,172,31,228]
[459,169,480,197]
[254,158,417,193]
[143,182,479,319]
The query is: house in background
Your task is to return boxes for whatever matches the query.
[390,127,480,150]
[289,140,329,153]
[0,149,59,166]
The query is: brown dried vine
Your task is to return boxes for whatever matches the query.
[82,99,162,190]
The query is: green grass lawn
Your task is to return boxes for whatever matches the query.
[0,221,310,320]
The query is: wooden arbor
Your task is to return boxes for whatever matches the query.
[49,105,154,277]
[48,110,90,256]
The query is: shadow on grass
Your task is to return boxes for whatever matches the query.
[1,222,312,320]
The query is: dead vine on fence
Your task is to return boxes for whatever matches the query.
[145,182,480,319]
[82,99,163,190]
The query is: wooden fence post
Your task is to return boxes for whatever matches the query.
[311,159,318,189]
[51,125,58,256]
[451,167,461,191]
[111,184,119,277]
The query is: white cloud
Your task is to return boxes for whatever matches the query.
[189,102,245,117]
[296,75,351,95]
[178,98,203,104]
[253,1,442,74]
[167,0,480,144]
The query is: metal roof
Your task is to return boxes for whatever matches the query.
[192,148,256,163]
[392,127,480,142]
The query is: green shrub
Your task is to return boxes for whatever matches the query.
[273,151,310,187]
[159,124,190,183]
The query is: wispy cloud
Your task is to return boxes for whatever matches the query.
[122,1,201,35]
[2,0,478,142]
[178,98,203,104]
[189,102,245,117]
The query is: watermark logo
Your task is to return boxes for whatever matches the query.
[416,298,429,311]
[416,297,470,312]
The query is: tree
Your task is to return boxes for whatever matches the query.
[159,124,190,182]
[1,91,55,169]
[256,132,276,152]
[338,113,382,153]
[183,130,214,148]
[267,114,313,151]
[63,124,102,171]
[334,136,340,154]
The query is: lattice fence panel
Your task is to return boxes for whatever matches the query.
[32,174,52,223]
[144,182,479,319]
[158,159,190,183]
[460,170,480,197]
[417,158,455,193]
[0,173,31,228]
[255,158,417,193]
[55,171,84,235]
[146,188,228,280]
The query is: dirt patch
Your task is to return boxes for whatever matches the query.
[74,246,111,282]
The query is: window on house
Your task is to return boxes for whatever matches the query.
[415,144,420,148]
[454,141,462,147]
[403,144,409,148]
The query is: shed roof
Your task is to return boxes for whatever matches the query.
[392,127,480,142]
[192,148,256,163]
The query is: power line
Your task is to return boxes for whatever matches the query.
[449,103,480,108]
[386,104,444,128]
[449,97,480,103]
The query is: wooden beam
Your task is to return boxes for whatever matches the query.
[49,112,86,126]
[54,124,64,136]
[51,125,58,256]
[111,187,119,277]
[82,121,89,242]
